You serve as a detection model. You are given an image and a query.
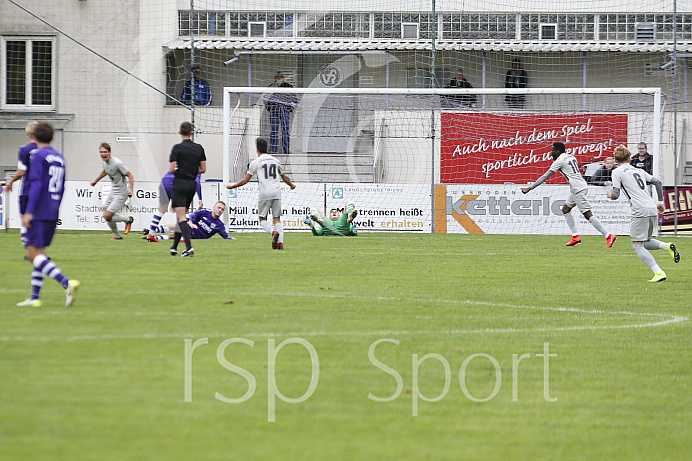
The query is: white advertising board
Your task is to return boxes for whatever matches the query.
[226,182,324,232]
[225,183,433,233]
[0,185,6,230]
[435,184,631,235]
[5,181,222,231]
[2,181,632,236]
[326,184,432,233]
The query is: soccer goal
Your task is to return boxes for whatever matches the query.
[222,86,661,235]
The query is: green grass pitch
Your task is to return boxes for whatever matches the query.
[1,230,690,460]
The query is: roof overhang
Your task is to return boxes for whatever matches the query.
[164,38,692,53]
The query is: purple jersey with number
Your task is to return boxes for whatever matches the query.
[161,172,202,200]
[17,142,37,196]
[188,209,230,239]
[25,146,65,221]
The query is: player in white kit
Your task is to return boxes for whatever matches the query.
[608,145,680,282]
[226,137,296,250]
[90,143,135,239]
[522,141,617,248]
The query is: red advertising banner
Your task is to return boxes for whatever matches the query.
[661,185,692,234]
[441,113,628,184]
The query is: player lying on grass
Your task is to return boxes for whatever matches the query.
[521,141,617,248]
[607,144,680,282]
[304,203,359,236]
[146,201,235,242]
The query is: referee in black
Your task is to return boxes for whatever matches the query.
[169,121,206,257]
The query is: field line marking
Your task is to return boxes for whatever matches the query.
[0,291,686,342]
[0,290,681,320]
[244,291,686,320]
[0,315,687,342]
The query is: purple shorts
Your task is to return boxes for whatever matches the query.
[19,195,28,215]
[24,220,58,248]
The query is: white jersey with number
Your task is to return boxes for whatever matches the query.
[247,154,284,201]
[549,153,588,194]
[611,163,658,218]
[103,156,129,196]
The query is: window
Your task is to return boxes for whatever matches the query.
[540,24,557,40]
[521,14,563,40]
[249,22,266,37]
[442,14,516,40]
[563,14,595,40]
[2,37,54,110]
[402,23,419,39]
[225,12,293,38]
[179,11,226,37]
[297,12,369,38]
[374,13,435,39]
[599,14,636,40]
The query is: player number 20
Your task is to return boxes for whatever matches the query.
[48,165,65,193]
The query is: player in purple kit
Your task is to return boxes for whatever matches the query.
[17,122,80,307]
[4,122,38,247]
[146,201,235,241]
[142,172,202,239]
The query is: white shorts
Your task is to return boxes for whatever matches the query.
[104,190,128,214]
[257,199,282,219]
[565,189,592,213]
[630,215,657,242]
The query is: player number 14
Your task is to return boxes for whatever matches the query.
[262,163,277,179]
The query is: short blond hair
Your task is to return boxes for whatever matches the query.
[613,145,631,163]
[25,121,38,136]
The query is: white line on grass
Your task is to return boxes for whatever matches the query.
[0,317,687,342]
[0,291,686,341]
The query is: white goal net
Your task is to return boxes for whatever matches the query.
[223,86,660,235]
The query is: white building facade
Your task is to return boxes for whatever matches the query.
[1,0,691,185]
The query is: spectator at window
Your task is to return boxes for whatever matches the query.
[631,142,653,175]
[589,157,616,186]
[444,69,477,108]
[265,71,297,154]
[181,65,211,106]
[505,58,528,109]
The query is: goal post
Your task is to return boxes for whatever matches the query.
[222,86,661,235]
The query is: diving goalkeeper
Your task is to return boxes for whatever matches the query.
[304,203,358,236]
